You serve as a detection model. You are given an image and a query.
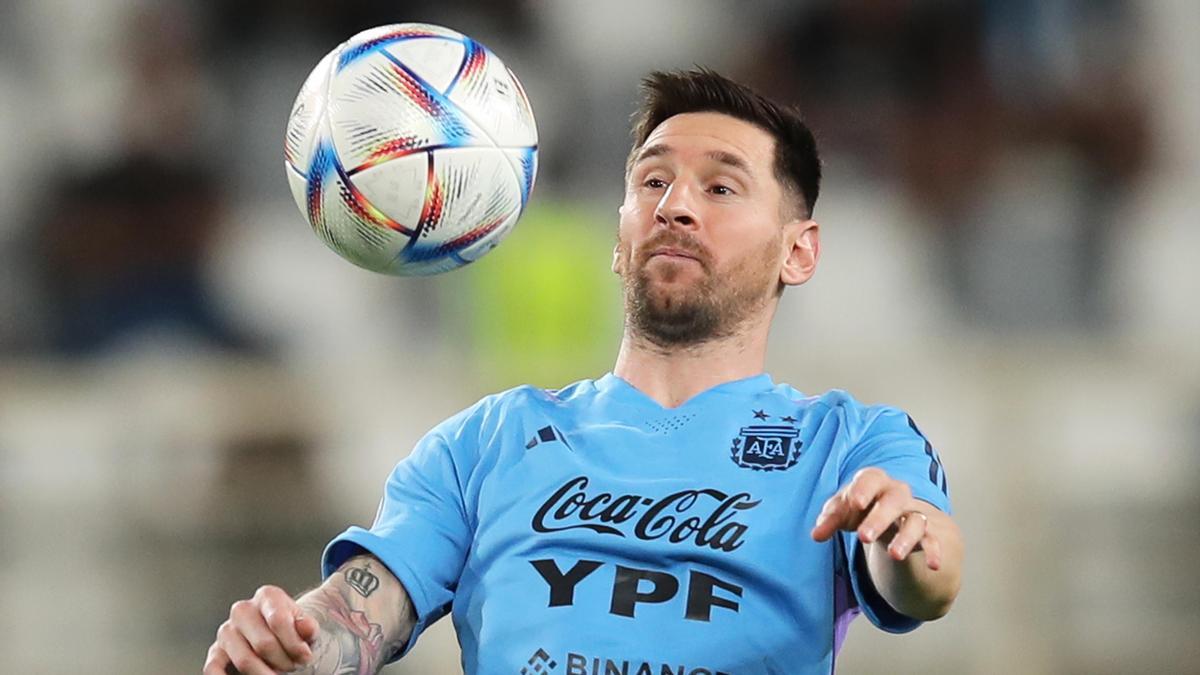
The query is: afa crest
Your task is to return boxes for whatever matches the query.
[730,411,802,471]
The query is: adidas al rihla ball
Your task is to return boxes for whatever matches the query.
[284,23,538,275]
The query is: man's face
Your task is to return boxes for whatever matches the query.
[614,112,814,346]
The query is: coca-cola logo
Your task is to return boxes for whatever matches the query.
[531,476,760,552]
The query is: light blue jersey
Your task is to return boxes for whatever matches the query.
[323,373,951,675]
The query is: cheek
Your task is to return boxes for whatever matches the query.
[715,223,780,270]
[614,210,635,273]
[619,198,651,226]
[616,202,649,245]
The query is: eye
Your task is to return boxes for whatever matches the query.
[709,184,735,196]
[644,177,668,189]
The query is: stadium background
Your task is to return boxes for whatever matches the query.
[0,1,1197,673]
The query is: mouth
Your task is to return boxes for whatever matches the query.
[648,247,702,264]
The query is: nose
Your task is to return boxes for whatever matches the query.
[653,182,698,229]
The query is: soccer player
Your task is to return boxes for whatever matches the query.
[205,69,963,675]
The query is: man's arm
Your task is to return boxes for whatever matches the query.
[811,468,963,620]
[204,554,416,675]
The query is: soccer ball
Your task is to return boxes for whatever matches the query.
[284,23,538,275]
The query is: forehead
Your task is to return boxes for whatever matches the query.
[638,112,776,170]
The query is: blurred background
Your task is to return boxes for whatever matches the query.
[0,0,1197,673]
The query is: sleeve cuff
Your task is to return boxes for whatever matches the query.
[842,498,949,634]
[321,527,441,660]
[844,535,922,634]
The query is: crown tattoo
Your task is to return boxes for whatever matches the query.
[345,566,380,597]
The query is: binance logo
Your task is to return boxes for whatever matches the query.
[521,648,557,674]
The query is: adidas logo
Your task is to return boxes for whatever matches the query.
[526,425,571,450]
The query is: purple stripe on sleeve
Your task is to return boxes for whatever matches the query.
[833,569,861,656]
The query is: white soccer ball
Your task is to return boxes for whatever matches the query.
[284,23,538,275]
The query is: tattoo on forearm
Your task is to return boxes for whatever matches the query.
[289,559,415,675]
[303,585,385,675]
[345,562,381,598]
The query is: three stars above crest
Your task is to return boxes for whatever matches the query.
[751,410,799,424]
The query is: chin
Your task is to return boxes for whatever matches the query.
[644,282,695,309]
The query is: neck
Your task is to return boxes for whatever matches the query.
[612,315,772,408]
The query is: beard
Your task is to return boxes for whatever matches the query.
[619,230,781,348]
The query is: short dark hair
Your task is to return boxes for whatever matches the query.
[628,68,821,218]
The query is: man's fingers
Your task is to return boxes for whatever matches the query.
[229,599,297,672]
[261,600,314,663]
[812,470,888,541]
[241,618,298,671]
[254,585,313,664]
[885,513,943,570]
[202,644,231,675]
[886,511,929,561]
[217,622,277,675]
[811,493,851,541]
[856,484,912,544]
[814,469,895,542]
[919,530,943,571]
[845,468,889,511]
[295,613,321,643]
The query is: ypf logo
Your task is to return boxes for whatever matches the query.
[730,410,802,472]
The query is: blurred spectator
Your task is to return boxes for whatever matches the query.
[738,0,1150,330]
[34,155,255,355]
[0,1,1194,673]
[209,0,534,48]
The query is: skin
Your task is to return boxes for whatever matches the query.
[203,556,414,675]
[614,111,962,620]
[612,112,819,408]
[204,110,961,674]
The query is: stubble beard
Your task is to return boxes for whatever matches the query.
[620,233,781,349]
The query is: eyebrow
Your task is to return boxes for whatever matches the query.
[633,143,754,176]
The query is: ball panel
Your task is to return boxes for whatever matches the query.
[328,51,488,173]
[427,147,521,244]
[443,37,489,99]
[499,146,538,211]
[284,49,335,170]
[383,36,465,94]
[390,147,521,275]
[346,152,429,235]
[447,49,538,147]
[307,139,412,273]
[336,23,467,74]
[285,161,309,222]
[455,208,521,263]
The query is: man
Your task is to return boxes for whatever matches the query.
[205,68,963,675]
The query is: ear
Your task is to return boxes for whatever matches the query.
[613,205,628,275]
[779,219,819,287]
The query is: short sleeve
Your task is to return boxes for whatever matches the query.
[321,412,478,658]
[838,406,952,633]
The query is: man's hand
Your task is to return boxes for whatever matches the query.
[810,467,942,570]
[811,467,962,620]
[204,555,416,675]
[204,585,319,675]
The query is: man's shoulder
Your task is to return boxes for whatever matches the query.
[765,381,865,412]
[766,382,907,429]
[485,376,600,409]
[443,377,601,428]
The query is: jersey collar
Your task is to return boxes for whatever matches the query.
[595,372,776,410]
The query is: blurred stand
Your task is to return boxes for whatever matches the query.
[738,0,1151,331]
[33,156,255,355]
[0,1,1197,674]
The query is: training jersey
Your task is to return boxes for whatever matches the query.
[323,373,952,675]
